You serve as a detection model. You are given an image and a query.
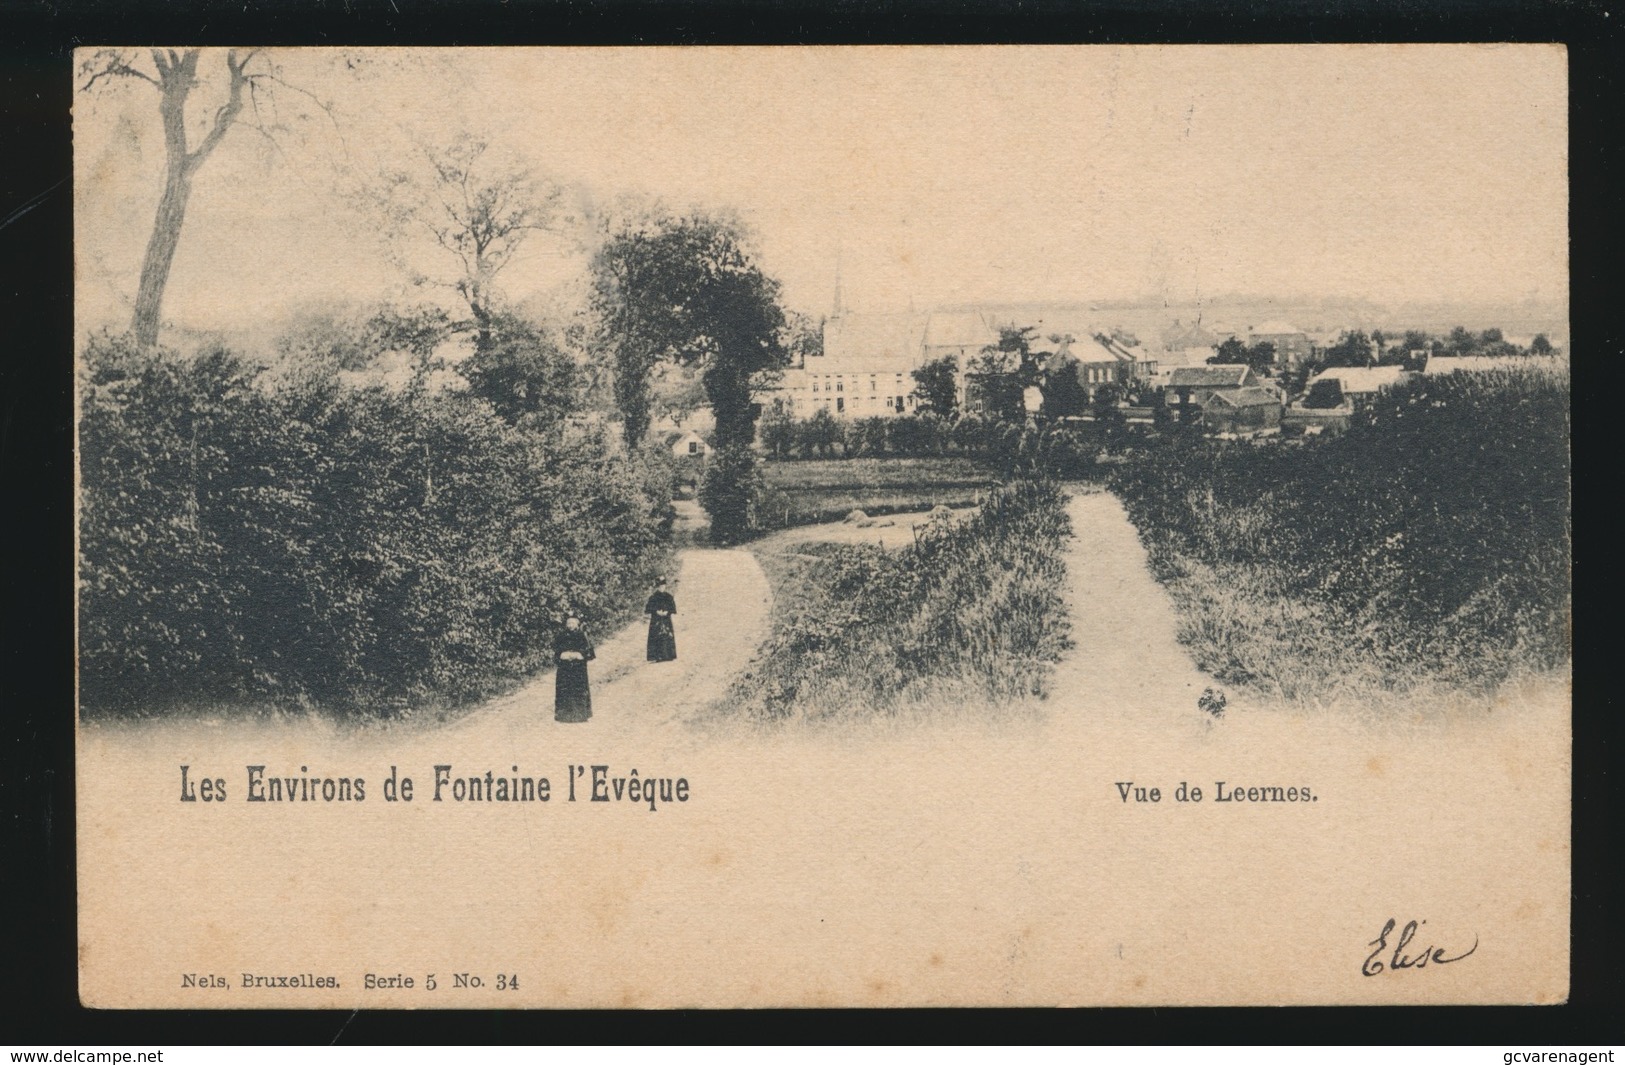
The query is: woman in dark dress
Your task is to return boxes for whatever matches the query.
[553,615,595,723]
[645,577,677,662]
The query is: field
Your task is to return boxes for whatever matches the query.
[758,456,999,528]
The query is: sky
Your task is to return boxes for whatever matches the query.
[74,45,1568,336]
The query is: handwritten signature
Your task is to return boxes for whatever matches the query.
[1362,918,1478,976]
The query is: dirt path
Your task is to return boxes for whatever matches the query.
[448,501,772,742]
[1045,489,1228,733]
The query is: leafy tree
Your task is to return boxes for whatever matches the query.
[1246,341,1277,373]
[911,354,960,415]
[590,213,787,456]
[784,310,825,364]
[457,313,579,426]
[1322,330,1376,368]
[1302,377,1346,409]
[1447,326,1477,355]
[1279,357,1320,397]
[849,417,891,457]
[759,407,795,458]
[1210,337,1249,365]
[968,325,1040,422]
[1530,333,1555,356]
[698,445,763,546]
[1402,330,1434,352]
[1210,337,1276,373]
[1149,388,1174,432]
[1041,360,1089,418]
[590,214,785,540]
[801,407,844,457]
[1091,381,1127,441]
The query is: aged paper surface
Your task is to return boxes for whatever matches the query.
[75,45,1570,1007]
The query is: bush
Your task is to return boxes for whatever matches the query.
[699,444,766,545]
[722,478,1074,722]
[1109,366,1570,701]
[78,335,671,718]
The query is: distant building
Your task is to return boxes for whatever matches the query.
[1167,364,1265,410]
[764,302,1158,420]
[788,310,932,419]
[1248,320,1313,368]
[1039,332,1152,396]
[661,428,711,458]
[1202,387,1284,434]
[1159,319,1227,372]
[921,310,1001,368]
[1302,366,1409,411]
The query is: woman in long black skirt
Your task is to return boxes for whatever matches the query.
[645,577,677,662]
[553,615,595,723]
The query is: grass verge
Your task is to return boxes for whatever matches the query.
[1110,364,1570,712]
[712,478,1074,726]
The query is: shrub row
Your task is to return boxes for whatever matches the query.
[78,335,672,718]
[722,479,1074,722]
[1109,365,1571,699]
[759,409,1119,473]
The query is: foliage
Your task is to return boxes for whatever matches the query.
[755,409,1145,481]
[966,325,1041,421]
[1109,365,1570,703]
[456,313,579,426]
[800,407,846,457]
[647,363,709,429]
[590,212,787,450]
[1041,361,1089,418]
[722,479,1074,723]
[78,334,670,719]
[758,406,796,458]
[1301,377,1345,409]
[1209,337,1276,374]
[1090,381,1127,438]
[784,310,825,363]
[698,444,765,545]
[1320,330,1375,368]
[910,354,960,415]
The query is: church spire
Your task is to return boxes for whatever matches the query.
[832,248,844,317]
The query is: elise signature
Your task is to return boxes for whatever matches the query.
[1362,918,1478,976]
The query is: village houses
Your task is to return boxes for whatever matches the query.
[1301,365,1410,412]
[764,303,1157,421]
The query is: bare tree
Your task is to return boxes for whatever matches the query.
[371,135,570,351]
[78,48,341,347]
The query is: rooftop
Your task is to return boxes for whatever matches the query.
[1208,386,1283,409]
[1169,365,1254,388]
[1307,366,1409,392]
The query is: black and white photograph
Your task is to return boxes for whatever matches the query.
[72,44,1570,1007]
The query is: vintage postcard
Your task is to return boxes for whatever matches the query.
[74,45,1570,1007]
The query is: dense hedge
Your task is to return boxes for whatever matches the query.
[723,479,1074,722]
[758,409,1114,485]
[78,335,672,718]
[1109,365,1570,697]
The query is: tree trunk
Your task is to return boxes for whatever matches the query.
[129,49,248,348]
[131,168,193,348]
